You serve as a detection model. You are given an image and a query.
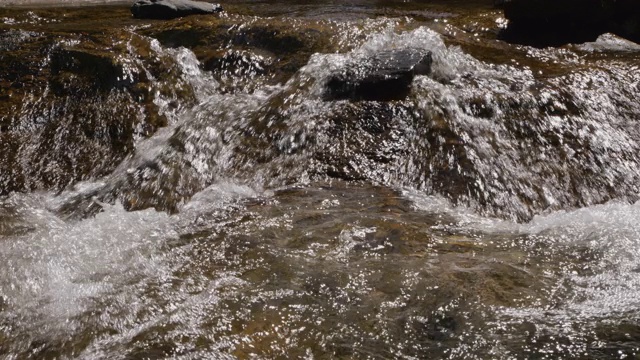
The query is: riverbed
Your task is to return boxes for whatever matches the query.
[1,1,640,358]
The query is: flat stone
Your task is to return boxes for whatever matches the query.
[131,0,223,20]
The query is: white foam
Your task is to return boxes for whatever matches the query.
[407,189,640,330]
[0,195,173,339]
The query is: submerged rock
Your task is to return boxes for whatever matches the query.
[131,0,223,20]
[324,48,433,101]
[500,0,640,46]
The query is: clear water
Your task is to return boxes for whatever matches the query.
[1,2,640,358]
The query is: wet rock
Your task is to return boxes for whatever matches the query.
[139,18,334,86]
[0,30,174,197]
[50,47,135,93]
[574,33,640,52]
[131,0,223,20]
[324,48,433,101]
[500,0,640,46]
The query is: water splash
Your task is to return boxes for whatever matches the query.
[0,192,174,353]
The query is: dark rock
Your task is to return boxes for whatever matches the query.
[501,0,640,46]
[131,0,222,20]
[50,47,134,92]
[0,28,177,198]
[324,48,433,102]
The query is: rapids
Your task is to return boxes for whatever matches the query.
[1,0,640,358]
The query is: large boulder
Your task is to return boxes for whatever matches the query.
[131,0,223,20]
[324,48,433,102]
[500,0,640,46]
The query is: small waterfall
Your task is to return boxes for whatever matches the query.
[81,26,640,221]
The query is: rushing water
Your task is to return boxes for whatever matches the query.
[1,1,640,358]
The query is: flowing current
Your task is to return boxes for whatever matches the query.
[1,1,640,358]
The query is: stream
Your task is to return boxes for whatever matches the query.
[1,1,640,358]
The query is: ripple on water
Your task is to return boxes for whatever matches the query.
[2,178,640,358]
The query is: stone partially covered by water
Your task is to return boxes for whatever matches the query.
[0,23,193,195]
[114,23,640,221]
[3,4,638,221]
[1,31,148,194]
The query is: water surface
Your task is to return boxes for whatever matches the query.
[1,1,640,358]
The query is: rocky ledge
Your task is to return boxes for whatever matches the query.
[500,0,640,46]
